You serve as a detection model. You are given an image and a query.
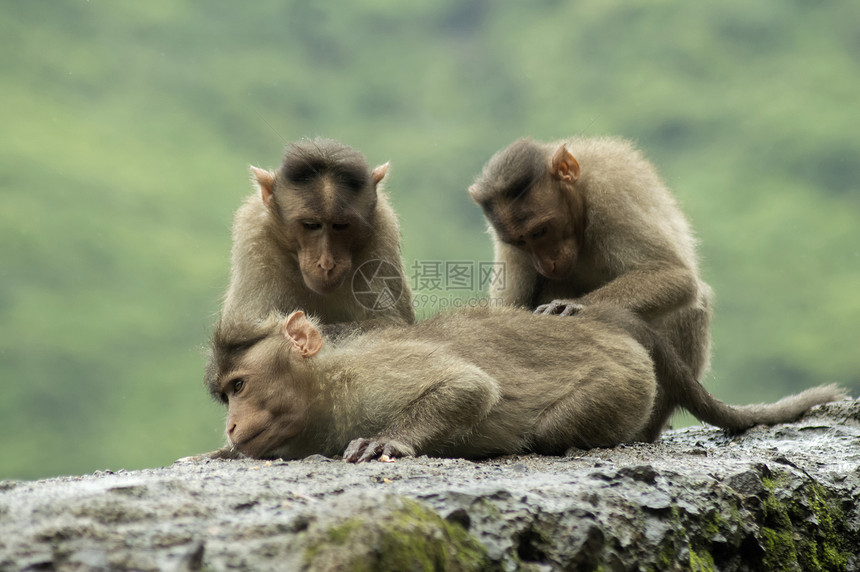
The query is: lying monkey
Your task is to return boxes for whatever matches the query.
[203,305,844,462]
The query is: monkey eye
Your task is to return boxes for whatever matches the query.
[531,227,547,240]
[302,221,322,231]
[500,235,526,248]
[332,223,350,231]
[230,378,246,396]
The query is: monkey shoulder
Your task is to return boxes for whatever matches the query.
[231,191,271,231]
[573,139,695,260]
[579,186,695,272]
[332,336,488,409]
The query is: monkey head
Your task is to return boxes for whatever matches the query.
[207,311,323,459]
[250,139,389,295]
[469,139,584,281]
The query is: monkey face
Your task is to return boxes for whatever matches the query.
[485,188,580,280]
[527,227,578,280]
[291,217,370,294]
[225,379,306,459]
[470,137,586,282]
[270,167,378,295]
[507,219,577,280]
[215,321,319,458]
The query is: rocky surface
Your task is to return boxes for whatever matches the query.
[2,398,859,571]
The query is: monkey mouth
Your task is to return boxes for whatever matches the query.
[306,271,350,295]
[537,266,571,281]
[236,419,305,458]
[535,257,576,280]
[307,279,345,295]
[233,428,268,456]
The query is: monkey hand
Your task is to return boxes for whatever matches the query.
[174,446,244,463]
[534,299,585,317]
[343,436,414,463]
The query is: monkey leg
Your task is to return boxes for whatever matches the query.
[531,378,655,452]
[655,290,712,381]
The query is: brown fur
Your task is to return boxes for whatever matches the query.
[596,307,847,441]
[202,305,844,462]
[470,136,714,437]
[221,137,414,333]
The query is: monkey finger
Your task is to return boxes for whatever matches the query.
[558,303,585,317]
[357,441,386,463]
[535,302,563,315]
[564,446,587,458]
[380,442,405,461]
[344,438,372,462]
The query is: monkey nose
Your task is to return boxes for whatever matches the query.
[227,422,237,440]
[535,258,559,279]
[318,259,336,272]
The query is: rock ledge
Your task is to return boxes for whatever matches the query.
[2,399,859,571]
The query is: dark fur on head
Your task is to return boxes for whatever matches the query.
[471,137,546,204]
[204,313,282,398]
[279,138,371,193]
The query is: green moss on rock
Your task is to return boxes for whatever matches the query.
[688,548,716,572]
[760,526,799,569]
[758,473,850,571]
[303,498,492,572]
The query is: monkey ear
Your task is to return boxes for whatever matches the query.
[281,311,323,357]
[467,184,482,203]
[250,166,277,208]
[551,144,581,183]
[371,162,390,186]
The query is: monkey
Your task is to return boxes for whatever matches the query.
[201,304,844,462]
[468,136,713,386]
[220,137,415,336]
[205,305,657,461]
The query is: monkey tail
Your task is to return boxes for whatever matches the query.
[595,305,847,436]
[680,381,846,432]
[643,326,847,431]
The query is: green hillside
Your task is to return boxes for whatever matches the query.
[2,1,858,480]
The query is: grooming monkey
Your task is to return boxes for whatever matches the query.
[220,138,414,333]
[469,136,713,383]
[203,305,842,462]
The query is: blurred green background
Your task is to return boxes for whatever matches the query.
[2,1,858,480]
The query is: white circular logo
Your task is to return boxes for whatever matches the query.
[351,259,405,311]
